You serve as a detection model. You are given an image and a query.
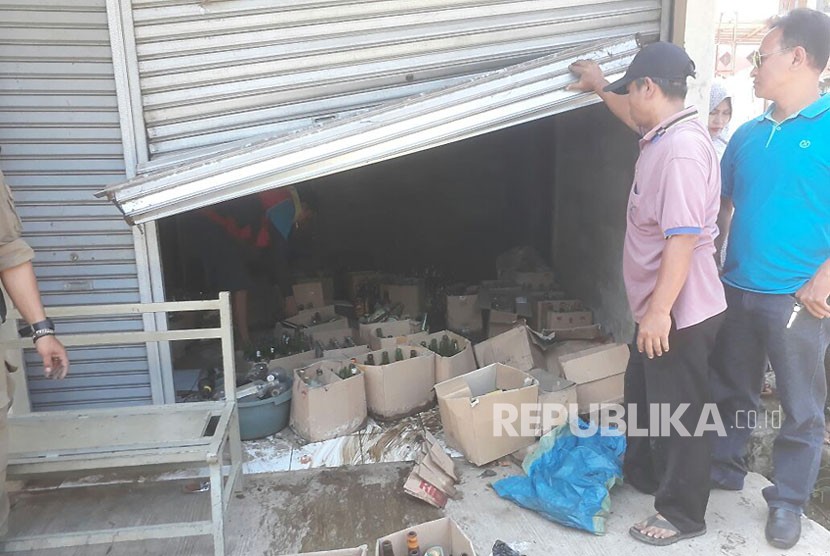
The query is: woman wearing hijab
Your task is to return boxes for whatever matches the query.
[708,80,733,160]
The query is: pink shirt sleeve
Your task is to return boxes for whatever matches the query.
[656,156,708,237]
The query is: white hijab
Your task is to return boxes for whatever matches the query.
[709,81,732,160]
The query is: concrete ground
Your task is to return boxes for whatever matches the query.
[4,460,830,556]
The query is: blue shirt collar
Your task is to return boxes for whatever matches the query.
[756,93,830,123]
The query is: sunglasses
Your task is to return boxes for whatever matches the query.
[747,47,794,69]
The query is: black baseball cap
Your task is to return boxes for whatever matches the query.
[603,41,697,95]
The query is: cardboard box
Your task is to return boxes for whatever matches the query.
[507,270,556,290]
[410,330,477,384]
[358,346,436,420]
[292,281,326,310]
[346,271,385,300]
[545,310,593,330]
[476,286,523,311]
[474,325,548,373]
[359,319,418,346]
[559,344,630,411]
[284,305,349,336]
[370,330,428,351]
[268,350,320,373]
[323,345,371,360]
[576,373,625,411]
[530,368,577,435]
[290,361,367,442]
[446,294,483,334]
[376,518,476,556]
[284,547,367,556]
[535,299,583,327]
[308,327,358,349]
[435,363,539,466]
[404,431,459,508]
[381,282,425,316]
[487,310,523,338]
[295,275,334,304]
[559,343,629,384]
[544,339,608,375]
[548,323,603,340]
[539,299,584,313]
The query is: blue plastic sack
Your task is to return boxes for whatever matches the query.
[493,420,626,535]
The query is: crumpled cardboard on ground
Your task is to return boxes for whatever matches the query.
[404,431,459,507]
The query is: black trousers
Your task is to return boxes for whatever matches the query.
[623,312,724,533]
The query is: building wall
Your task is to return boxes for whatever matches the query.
[552,105,639,343]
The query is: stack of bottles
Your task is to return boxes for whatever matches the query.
[363,347,419,366]
[313,335,357,357]
[420,334,462,358]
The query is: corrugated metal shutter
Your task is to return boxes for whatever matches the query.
[103,36,642,222]
[0,0,153,410]
[132,0,664,159]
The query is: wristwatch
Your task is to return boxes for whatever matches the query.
[18,318,56,342]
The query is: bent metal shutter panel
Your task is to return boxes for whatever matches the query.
[100,36,644,223]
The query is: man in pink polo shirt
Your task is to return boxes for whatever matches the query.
[570,42,726,546]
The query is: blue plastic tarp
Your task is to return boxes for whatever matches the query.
[493,421,626,535]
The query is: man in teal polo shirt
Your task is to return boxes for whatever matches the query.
[711,8,830,549]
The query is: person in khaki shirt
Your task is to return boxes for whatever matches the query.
[0,169,69,535]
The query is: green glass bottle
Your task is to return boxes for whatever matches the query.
[439,334,450,357]
[381,351,391,365]
[451,339,460,356]
[395,348,404,362]
[365,353,375,366]
[410,349,418,359]
[429,338,439,354]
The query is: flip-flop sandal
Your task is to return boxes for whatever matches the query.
[629,514,706,546]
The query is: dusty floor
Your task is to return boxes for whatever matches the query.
[4,459,830,556]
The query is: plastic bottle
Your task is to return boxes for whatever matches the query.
[406,531,420,555]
